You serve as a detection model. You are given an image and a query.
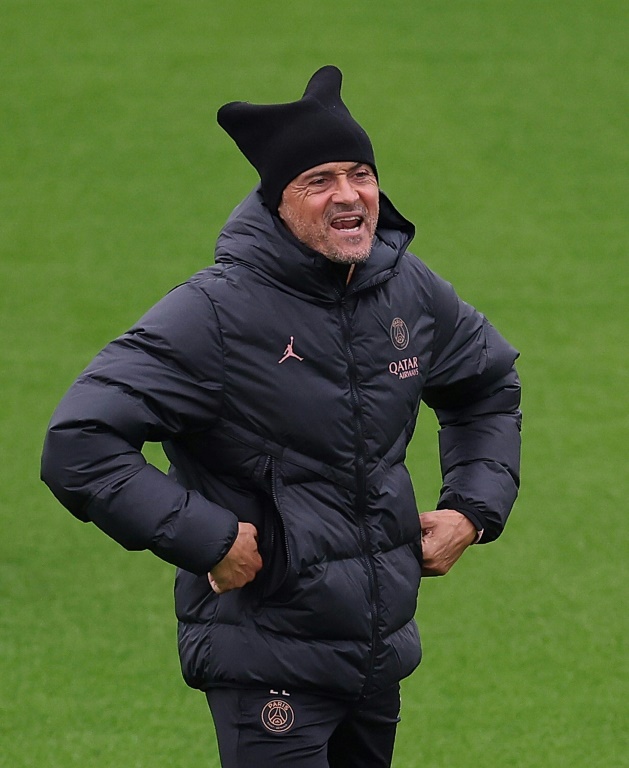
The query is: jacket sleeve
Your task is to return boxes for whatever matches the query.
[421,271,522,542]
[40,282,238,574]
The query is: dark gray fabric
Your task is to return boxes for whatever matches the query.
[41,187,521,700]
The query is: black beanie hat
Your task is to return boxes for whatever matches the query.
[217,65,377,213]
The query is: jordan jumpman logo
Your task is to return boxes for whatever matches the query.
[278,336,304,364]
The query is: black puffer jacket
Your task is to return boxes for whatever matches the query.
[41,189,521,699]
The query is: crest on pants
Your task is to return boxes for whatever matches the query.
[261,698,295,733]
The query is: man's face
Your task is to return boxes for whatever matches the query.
[278,161,379,265]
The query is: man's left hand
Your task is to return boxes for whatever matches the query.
[419,509,477,576]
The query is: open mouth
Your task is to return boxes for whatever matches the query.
[329,214,364,233]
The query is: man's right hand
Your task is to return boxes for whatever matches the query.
[208,522,263,594]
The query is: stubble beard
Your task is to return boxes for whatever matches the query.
[282,203,378,265]
[323,241,374,265]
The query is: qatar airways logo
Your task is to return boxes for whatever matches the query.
[389,356,419,379]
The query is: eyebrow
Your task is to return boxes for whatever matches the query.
[301,163,364,181]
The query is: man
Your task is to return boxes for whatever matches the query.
[41,66,521,767]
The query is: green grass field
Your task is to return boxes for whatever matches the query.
[1,1,627,766]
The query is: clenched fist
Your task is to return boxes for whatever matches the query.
[208,522,263,594]
[419,509,477,576]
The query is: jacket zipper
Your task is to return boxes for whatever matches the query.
[337,293,380,694]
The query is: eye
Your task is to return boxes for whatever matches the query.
[353,167,374,181]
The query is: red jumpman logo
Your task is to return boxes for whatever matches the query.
[278,336,304,364]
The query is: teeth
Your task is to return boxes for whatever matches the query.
[331,216,362,231]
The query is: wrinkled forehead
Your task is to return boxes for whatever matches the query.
[290,161,376,185]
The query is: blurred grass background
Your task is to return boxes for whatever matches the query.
[1,1,626,766]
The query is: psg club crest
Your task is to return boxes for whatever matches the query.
[390,317,410,351]
[261,699,295,733]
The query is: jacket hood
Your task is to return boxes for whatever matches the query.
[214,186,416,301]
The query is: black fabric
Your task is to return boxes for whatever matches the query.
[218,66,377,212]
[41,187,521,701]
[206,685,400,768]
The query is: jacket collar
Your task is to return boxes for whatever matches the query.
[214,186,415,302]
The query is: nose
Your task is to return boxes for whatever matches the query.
[331,174,360,204]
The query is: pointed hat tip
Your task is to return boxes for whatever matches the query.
[303,65,343,98]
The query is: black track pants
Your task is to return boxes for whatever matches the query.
[206,684,401,767]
